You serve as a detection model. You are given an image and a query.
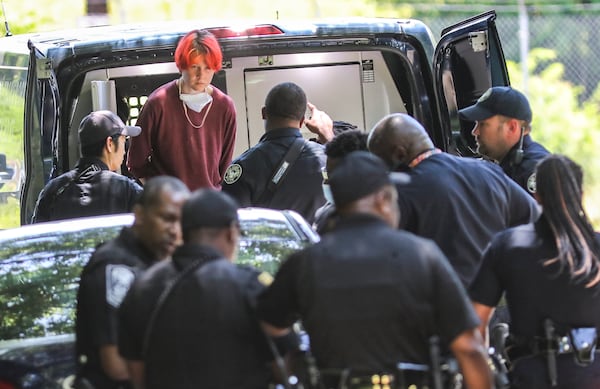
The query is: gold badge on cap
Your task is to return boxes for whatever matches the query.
[223,163,242,184]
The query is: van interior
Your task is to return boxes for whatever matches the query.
[78,50,408,166]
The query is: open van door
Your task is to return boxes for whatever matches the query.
[21,41,60,224]
[433,10,510,158]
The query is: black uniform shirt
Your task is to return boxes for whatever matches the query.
[469,217,600,389]
[119,244,273,389]
[395,152,540,286]
[257,213,479,371]
[75,227,157,388]
[32,157,143,223]
[500,134,550,196]
[222,128,326,223]
[469,217,600,339]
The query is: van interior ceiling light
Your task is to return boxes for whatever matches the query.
[1,0,12,37]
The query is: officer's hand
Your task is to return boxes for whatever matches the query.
[305,102,334,144]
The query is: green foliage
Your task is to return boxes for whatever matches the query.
[0,197,19,229]
[507,48,600,225]
[0,81,25,162]
[0,73,27,229]
[0,227,119,340]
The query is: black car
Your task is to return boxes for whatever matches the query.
[0,209,318,389]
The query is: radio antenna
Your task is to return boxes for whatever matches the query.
[1,0,12,37]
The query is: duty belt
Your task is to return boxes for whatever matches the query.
[507,319,598,387]
[318,368,431,389]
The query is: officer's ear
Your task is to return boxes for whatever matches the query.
[373,185,399,228]
[133,203,146,224]
[222,222,241,261]
[298,116,305,128]
[104,136,113,152]
[505,118,523,139]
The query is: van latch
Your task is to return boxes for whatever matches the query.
[36,58,53,80]
[468,31,488,53]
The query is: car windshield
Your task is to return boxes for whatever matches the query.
[0,210,313,342]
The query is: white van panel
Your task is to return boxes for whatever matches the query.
[243,64,364,145]
[75,50,407,166]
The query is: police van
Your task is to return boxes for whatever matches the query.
[0,10,509,226]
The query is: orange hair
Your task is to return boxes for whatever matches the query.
[174,30,223,72]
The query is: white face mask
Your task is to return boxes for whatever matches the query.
[180,92,212,113]
[322,183,335,205]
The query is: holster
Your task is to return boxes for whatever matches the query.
[568,327,597,366]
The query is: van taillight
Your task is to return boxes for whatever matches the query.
[0,381,16,389]
[207,25,284,38]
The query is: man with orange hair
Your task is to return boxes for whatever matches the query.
[127,30,237,190]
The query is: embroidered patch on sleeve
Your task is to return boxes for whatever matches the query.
[106,265,136,308]
[526,172,537,193]
[223,163,243,184]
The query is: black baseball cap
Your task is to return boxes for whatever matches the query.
[458,86,532,123]
[181,189,240,232]
[78,110,141,147]
[328,151,409,207]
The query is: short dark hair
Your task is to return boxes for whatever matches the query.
[80,134,121,158]
[137,176,190,209]
[181,189,240,241]
[264,82,307,121]
[325,129,368,159]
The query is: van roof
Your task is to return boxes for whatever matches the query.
[0,17,435,58]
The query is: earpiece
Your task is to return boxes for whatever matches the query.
[513,126,525,165]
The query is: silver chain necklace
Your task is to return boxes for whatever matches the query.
[179,78,213,129]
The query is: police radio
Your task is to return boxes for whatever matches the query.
[513,126,525,165]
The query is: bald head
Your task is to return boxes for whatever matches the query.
[367,113,434,170]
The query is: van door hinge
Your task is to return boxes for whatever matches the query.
[36,58,53,80]
[468,31,488,53]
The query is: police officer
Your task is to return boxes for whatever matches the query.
[367,113,540,287]
[118,189,282,388]
[74,176,190,389]
[470,155,600,389]
[312,129,368,234]
[32,110,144,223]
[459,86,550,196]
[257,151,494,389]
[222,82,326,223]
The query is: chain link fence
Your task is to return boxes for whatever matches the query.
[414,4,600,102]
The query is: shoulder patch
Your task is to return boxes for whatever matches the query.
[526,172,537,194]
[257,271,274,286]
[105,265,136,308]
[223,163,243,185]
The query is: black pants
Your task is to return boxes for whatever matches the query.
[510,353,600,389]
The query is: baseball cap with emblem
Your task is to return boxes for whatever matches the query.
[328,151,409,207]
[458,86,532,123]
[181,189,240,232]
[78,110,142,147]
